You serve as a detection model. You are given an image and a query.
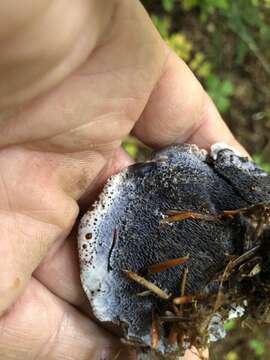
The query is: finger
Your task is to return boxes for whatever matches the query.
[133,49,248,156]
[34,147,133,308]
[0,277,135,360]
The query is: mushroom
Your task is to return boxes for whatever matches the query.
[78,144,270,358]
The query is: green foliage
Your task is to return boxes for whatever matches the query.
[181,0,200,11]
[223,1,270,72]
[180,0,270,69]
[151,15,170,38]
[122,142,138,160]
[189,52,212,78]
[167,33,192,61]
[162,0,174,12]
[249,339,265,357]
[224,351,239,360]
[253,154,270,174]
[224,319,236,332]
[205,75,235,113]
[147,0,270,70]
[148,0,270,115]
[151,13,233,112]
[151,16,212,79]
[181,0,229,14]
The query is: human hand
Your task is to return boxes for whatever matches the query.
[0,1,247,359]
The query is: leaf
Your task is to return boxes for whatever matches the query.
[197,61,212,78]
[205,75,234,113]
[220,80,234,96]
[122,142,138,160]
[151,15,170,39]
[181,0,199,11]
[249,339,265,357]
[235,41,248,65]
[162,0,174,12]
[214,0,229,10]
[217,97,230,113]
[253,155,270,174]
[224,319,236,332]
[189,52,205,71]
[206,74,219,90]
[167,33,193,61]
[123,270,171,300]
[147,255,189,274]
[225,352,238,360]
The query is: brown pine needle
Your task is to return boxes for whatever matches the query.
[148,255,190,274]
[173,294,195,305]
[168,323,178,346]
[151,313,159,350]
[221,209,242,217]
[178,267,189,314]
[214,245,260,312]
[181,268,188,296]
[226,245,260,273]
[122,270,170,300]
[160,211,217,224]
[173,303,181,315]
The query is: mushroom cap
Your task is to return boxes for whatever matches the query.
[78,144,270,351]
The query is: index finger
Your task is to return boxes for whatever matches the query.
[133,49,248,156]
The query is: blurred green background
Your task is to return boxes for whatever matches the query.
[123,1,270,359]
[123,0,270,175]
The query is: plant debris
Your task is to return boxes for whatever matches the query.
[123,270,171,300]
[78,143,270,359]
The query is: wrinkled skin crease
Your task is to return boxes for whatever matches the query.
[0,1,243,359]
